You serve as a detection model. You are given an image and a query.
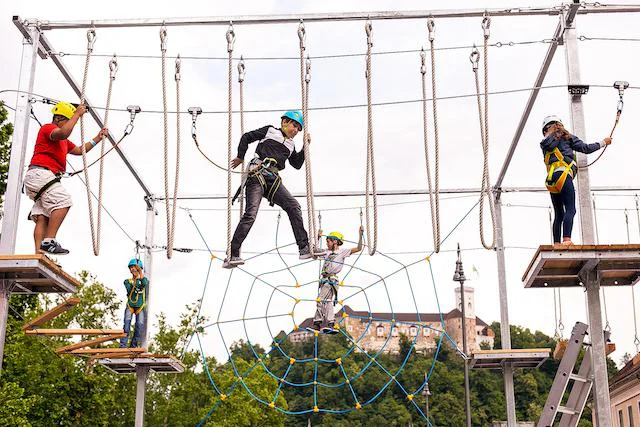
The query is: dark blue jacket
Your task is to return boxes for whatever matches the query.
[540,133,603,174]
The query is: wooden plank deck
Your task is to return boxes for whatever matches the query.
[0,254,80,294]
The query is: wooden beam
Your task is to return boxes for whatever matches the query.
[56,333,127,353]
[24,328,124,336]
[69,347,145,355]
[22,298,81,330]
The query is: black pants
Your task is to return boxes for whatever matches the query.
[549,171,576,243]
[230,175,309,257]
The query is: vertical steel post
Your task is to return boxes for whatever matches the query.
[564,6,611,424]
[135,198,155,427]
[0,24,41,373]
[494,194,517,426]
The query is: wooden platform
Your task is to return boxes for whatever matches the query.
[97,354,185,374]
[0,254,80,294]
[470,348,551,369]
[522,245,640,288]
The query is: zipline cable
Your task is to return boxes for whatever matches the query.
[364,20,379,255]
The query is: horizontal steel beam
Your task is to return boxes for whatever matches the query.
[21,5,640,31]
[155,185,640,201]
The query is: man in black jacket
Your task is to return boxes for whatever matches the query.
[223,110,312,268]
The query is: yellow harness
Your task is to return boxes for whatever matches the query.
[127,278,146,314]
[544,147,576,194]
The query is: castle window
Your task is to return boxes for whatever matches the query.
[410,326,418,336]
[376,325,385,337]
[392,327,398,337]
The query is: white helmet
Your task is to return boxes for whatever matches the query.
[542,115,563,134]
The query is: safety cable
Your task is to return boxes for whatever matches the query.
[298,21,319,253]
[79,28,101,256]
[364,20,379,255]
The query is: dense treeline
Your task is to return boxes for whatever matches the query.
[0,274,618,426]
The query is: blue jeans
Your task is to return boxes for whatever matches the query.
[550,172,576,243]
[230,175,309,257]
[119,307,146,348]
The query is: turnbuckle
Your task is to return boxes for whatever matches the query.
[109,54,118,79]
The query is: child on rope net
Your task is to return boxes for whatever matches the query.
[307,227,363,335]
[119,258,148,348]
[224,110,319,268]
[23,101,108,255]
[540,115,611,247]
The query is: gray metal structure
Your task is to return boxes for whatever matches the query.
[453,245,472,427]
[6,2,640,425]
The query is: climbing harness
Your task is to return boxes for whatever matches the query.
[421,18,441,253]
[543,147,576,194]
[160,26,181,259]
[581,80,628,169]
[231,157,282,207]
[298,21,319,253]
[364,20,379,256]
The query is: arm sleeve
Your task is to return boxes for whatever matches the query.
[41,124,57,140]
[341,248,352,259]
[237,126,270,160]
[66,140,77,152]
[123,279,132,293]
[288,148,305,170]
[568,135,603,154]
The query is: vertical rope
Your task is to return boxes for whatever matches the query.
[160,26,173,259]
[625,209,631,244]
[428,19,441,253]
[420,49,437,252]
[593,194,600,243]
[173,55,182,258]
[633,286,640,353]
[298,22,317,252]
[226,25,235,259]
[636,194,640,241]
[238,56,247,220]
[547,206,554,243]
[364,20,378,255]
[80,29,99,255]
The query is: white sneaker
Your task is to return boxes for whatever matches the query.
[222,256,244,269]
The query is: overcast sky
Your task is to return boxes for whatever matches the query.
[1,1,640,369]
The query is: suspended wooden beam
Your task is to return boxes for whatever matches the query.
[69,347,145,355]
[56,333,126,354]
[23,297,81,330]
[24,328,124,336]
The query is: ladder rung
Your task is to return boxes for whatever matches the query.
[569,373,590,383]
[558,406,578,415]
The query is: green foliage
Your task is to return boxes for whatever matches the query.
[0,101,13,207]
[0,382,38,427]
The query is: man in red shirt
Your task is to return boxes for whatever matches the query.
[23,101,108,255]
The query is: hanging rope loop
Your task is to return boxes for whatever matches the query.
[226,23,236,53]
[237,56,246,83]
[427,18,435,42]
[86,28,96,51]
[108,54,118,79]
[298,21,306,49]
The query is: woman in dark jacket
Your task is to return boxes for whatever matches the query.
[540,115,611,246]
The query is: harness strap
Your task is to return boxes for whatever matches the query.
[33,176,62,202]
[544,147,576,194]
[127,278,146,314]
[232,158,281,206]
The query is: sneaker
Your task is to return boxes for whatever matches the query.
[306,322,322,333]
[40,240,69,255]
[322,326,338,335]
[299,246,312,260]
[222,256,244,269]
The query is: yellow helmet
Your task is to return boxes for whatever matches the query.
[327,231,344,245]
[51,102,76,120]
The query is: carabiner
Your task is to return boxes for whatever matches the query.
[226,23,236,53]
[427,18,435,42]
[109,54,118,79]
[469,46,480,71]
[481,14,491,39]
[160,26,168,53]
[237,56,246,83]
[175,54,181,82]
[365,20,373,47]
[298,21,306,49]
[86,28,97,51]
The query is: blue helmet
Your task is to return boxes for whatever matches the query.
[281,110,304,129]
[128,258,143,269]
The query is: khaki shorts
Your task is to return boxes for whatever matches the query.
[23,168,72,221]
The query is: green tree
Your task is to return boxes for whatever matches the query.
[0,382,38,427]
[0,101,14,208]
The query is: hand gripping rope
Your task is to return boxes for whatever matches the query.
[159,26,181,259]
[364,20,379,256]
[580,80,629,168]
[421,18,442,253]
[298,21,319,253]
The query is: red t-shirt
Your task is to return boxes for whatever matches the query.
[29,123,76,175]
